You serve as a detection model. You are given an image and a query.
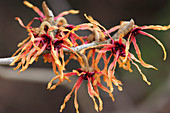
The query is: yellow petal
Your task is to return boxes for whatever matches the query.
[23,1,33,8]
[130,59,151,85]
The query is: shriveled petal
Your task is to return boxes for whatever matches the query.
[130,58,151,85]
[49,79,63,90]
[95,52,103,71]
[123,33,132,63]
[72,70,80,76]
[55,10,79,20]
[15,17,26,28]
[51,59,59,75]
[69,33,78,46]
[84,14,113,40]
[128,52,140,63]
[142,25,170,30]
[132,36,157,70]
[74,79,82,113]
[29,32,41,51]
[51,43,62,66]
[60,77,83,112]
[108,51,119,79]
[23,1,45,18]
[71,33,85,44]
[91,77,99,95]
[29,43,47,64]
[87,77,103,112]
[111,75,123,91]
[118,58,133,72]
[12,39,32,58]
[13,62,22,70]
[87,49,93,61]
[106,25,120,34]
[65,53,77,65]
[97,81,115,101]
[10,41,33,67]
[59,47,65,70]
[17,36,31,47]
[47,75,60,89]
[47,26,58,34]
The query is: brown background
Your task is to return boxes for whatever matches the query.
[0,0,170,113]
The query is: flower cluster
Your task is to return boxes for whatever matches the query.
[10,1,170,113]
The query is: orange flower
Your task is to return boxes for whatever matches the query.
[93,37,151,87]
[11,1,83,79]
[93,24,170,87]
[123,25,168,67]
[47,68,114,113]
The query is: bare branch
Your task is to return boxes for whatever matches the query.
[0,56,16,65]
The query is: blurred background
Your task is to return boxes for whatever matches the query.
[0,0,170,113]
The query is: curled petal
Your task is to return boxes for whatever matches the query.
[118,57,133,72]
[29,32,41,51]
[23,1,45,18]
[26,17,39,28]
[60,77,83,112]
[10,41,32,66]
[97,81,115,101]
[87,77,103,112]
[13,62,22,71]
[108,51,119,78]
[132,36,157,70]
[29,42,47,64]
[51,43,62,67]
[17,36,31,47]
[47,26,58,34]
[84,14,113,40]
[74,80,82,113]
[139,30,167,60]
[15,17,26,28]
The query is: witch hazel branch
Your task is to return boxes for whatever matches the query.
[0,1,170,113]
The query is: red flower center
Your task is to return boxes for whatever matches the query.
[77,68,95,80]
[53,39,64,49]
[112,41,126,57]
[131,27,142,36]
[41,34,52,50]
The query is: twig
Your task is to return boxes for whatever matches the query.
[0,56,16,65]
